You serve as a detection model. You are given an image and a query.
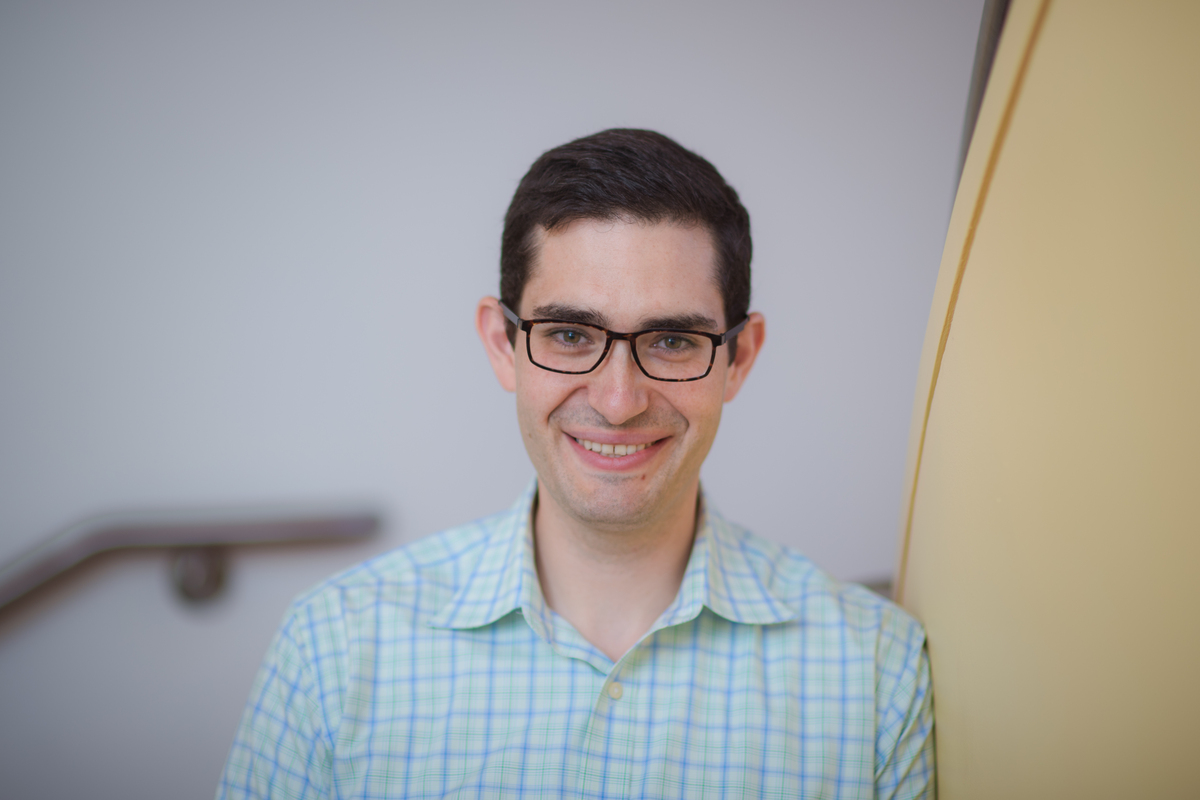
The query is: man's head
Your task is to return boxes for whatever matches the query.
[500,129,752,347]
[477,130,764,534]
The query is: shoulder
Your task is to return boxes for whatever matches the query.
[283,510,505,632]
[713,512,926,655]
[710,517,935,793]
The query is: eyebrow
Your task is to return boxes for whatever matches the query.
[530,304,610,328]
[530,304,721,333]
[639,313,721,332]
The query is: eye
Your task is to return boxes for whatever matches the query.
[543,326,595,347]
[651,333,698,351]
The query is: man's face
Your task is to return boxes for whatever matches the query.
[508,217,744,530]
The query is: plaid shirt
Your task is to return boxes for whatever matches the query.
[219,481,934,799]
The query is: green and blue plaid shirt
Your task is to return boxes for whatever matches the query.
[219,481,934,799]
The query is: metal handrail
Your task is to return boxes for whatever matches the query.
[0,508,380,608]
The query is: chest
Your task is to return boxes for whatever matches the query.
[328,616,878,799]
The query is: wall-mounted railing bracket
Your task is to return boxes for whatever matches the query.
[0,509,381,609]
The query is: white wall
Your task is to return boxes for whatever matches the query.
[0,1,982,797]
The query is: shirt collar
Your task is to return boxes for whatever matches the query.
[658,492,798,628]
[428,480,796,636]
[426,478,550,635]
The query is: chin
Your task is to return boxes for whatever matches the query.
[559,473,675,529]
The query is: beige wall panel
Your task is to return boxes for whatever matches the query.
[897,1,1200,797]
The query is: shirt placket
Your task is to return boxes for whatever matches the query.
[576,651,645,799]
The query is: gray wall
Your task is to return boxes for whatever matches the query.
[0,1,982,798]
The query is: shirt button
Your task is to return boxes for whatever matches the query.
[608,682,624,700]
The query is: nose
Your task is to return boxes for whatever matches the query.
[587,339,650,425]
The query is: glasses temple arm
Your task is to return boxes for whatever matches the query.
[719,316,749,345]
[498,301,522,327]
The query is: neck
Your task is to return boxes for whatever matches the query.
[532,480,699,662]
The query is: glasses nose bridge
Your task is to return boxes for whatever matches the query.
[598,330,645,376]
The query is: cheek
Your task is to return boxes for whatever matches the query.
[514,366,582,430]
[673,385,726,440]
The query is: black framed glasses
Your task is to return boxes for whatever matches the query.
[500,302,747,382]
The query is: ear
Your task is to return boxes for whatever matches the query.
[722,312,766,403]
[476,297,517,393]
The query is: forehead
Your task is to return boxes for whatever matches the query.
[523,218,724,328]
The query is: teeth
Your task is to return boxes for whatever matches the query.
[574,438,651,457]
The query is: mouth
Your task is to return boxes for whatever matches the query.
[572,437,654,457]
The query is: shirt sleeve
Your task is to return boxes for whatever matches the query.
[217,606,335,800]
[873,607,936,800]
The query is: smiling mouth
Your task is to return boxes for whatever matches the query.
[573,437,656,457]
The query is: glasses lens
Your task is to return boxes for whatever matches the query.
[527,322,609,373]
[636,331,715,380]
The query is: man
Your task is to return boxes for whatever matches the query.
[219,129,934,799]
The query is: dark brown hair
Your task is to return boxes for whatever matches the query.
[500,129,751,354]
